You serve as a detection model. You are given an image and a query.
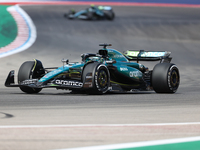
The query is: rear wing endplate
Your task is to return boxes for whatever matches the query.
[123,50,172,63]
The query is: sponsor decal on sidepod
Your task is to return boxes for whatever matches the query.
[55,80,83,87]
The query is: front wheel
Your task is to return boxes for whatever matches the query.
[152,63,180,93]
[18,60,44,94]
[86,12,94,20]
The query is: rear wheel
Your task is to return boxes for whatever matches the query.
[152,63,180,93]
[105,10,115,20]
[18,60,44,94]
[82,62,110,94]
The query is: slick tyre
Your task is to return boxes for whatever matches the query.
[66,10,75,19]
[18,61,42,94]
[86,12,94,20]
[82,62,110,94]
[106,11,115,20]
[152,63,180,93]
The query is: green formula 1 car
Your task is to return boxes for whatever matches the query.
[64,5,115,20]
[5,44,180,94]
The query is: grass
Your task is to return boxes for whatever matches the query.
[0,5,17,48]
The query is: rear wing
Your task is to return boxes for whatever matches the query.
[98,6,112,10]
[123,50,172,63]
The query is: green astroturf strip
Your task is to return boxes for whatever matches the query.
[0,5,17,48]
[115,141,200,150]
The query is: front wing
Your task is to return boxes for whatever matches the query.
[5,70,84,89]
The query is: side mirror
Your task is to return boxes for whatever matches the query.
[61,59,69,68]
[61,58,69,64]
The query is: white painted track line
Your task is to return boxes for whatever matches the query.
[1,122,200,128]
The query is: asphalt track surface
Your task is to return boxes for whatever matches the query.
[0,5,200,150]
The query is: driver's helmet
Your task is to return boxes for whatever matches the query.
[90,4,95,8]
[70,9,76,14]
[88,4,96,12]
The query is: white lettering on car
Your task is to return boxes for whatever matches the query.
[21,79,38,85]
[55,80,83,87]
[120,67,128,71]
[129,71,142,77]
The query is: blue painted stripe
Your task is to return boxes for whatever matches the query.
[30,0,200,5]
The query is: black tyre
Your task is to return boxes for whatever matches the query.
[105,11,115,20]
[82,62,110,94]
[65,10,76,19]
[152,63,180,93]
[18,61,44,94]
[86,12,94,20]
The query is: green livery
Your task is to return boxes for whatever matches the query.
[5,44,180,94]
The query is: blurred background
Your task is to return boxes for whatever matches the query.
[0,1,200,149]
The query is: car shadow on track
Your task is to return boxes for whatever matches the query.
[13,90,155,96]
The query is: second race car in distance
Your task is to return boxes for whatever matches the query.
[64,5,115,20]
[5,44,180,95]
